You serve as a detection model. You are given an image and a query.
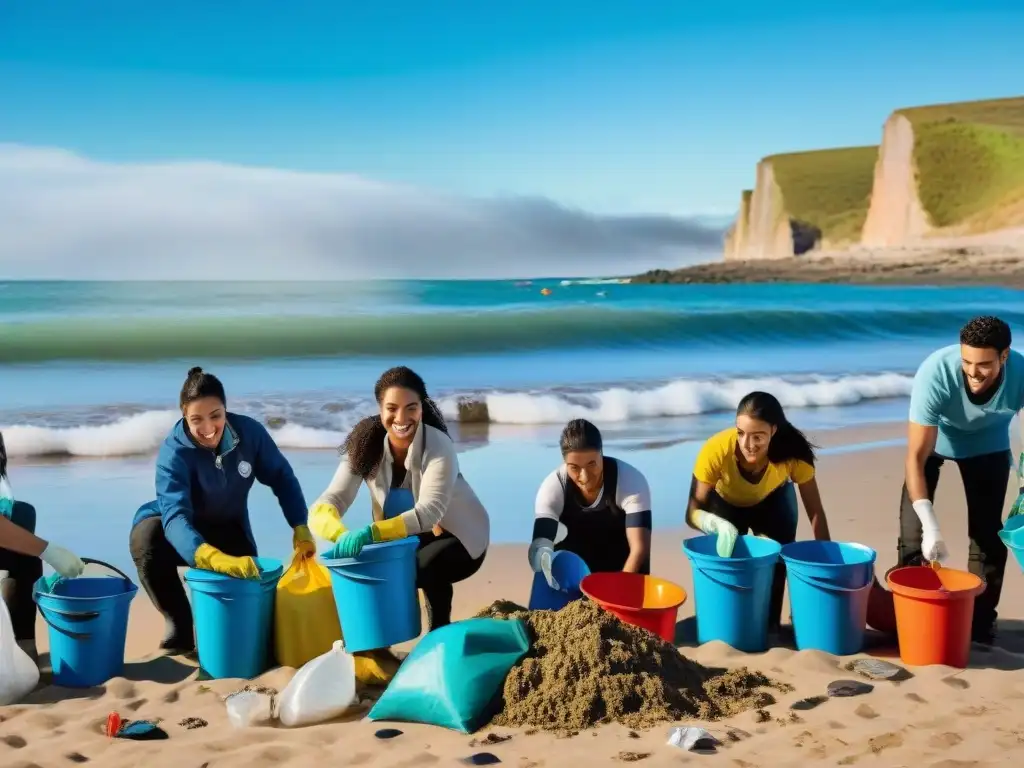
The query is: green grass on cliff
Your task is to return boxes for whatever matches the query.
[766,146,878,243]
[900,96,1024,228]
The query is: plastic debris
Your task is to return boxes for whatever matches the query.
[374,728,404,739]
[105,712,122,738]
[848,658,906,681]
[225,690,275,728]
[115,720,168,740]
[666,726,718,751]
[827,679,874,697]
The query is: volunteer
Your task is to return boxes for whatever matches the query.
[685,391,832,631]
[309,365,490,631]
[899,315,1024,646]
[129,367,315,654]
[529,419,652,586]
[0,431,86,660]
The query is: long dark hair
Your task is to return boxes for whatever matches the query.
[0,431,6,479]
[736,391,816,466]
[341,366,450,479]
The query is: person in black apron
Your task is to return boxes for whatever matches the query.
[529,419,652,584]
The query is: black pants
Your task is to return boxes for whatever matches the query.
[898,450,1010,637]
[416,529,485,631]
[0,502,43,641]
[129,516,257,650]
[706,483,799,631]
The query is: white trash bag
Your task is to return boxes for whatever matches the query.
[276,640,358,728]
[0,592,39,705]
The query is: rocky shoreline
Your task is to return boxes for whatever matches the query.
[629,244,1024,288]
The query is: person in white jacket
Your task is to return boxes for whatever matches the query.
[308,366,490,631]
[0,431,86,659]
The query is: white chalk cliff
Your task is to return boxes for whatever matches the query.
[724,159,794,261]
[861,113,931,247]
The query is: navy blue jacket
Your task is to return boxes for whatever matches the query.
[133,413,307,565]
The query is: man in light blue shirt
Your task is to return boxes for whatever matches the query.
[901,316,1024,646]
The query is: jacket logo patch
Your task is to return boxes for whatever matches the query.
[237,460,252,478]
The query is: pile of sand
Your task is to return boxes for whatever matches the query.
[476,599,790,732]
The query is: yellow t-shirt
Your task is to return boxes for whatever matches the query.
[692,428,814,508]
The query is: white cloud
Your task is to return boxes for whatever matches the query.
[0,144,727,280]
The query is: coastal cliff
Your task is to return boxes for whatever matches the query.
[718,95,1024,264]
[723,146,877,262]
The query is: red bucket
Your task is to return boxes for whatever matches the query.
[580,572,687,642]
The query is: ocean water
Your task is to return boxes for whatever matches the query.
[1,278,1022,571]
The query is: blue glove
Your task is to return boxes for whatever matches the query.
[330,525,374,559]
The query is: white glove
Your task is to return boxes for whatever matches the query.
[696,510,739,558]
[912,499,949,564]
[40,543,86,579]
[529,542,559,590]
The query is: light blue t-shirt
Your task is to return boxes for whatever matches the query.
[909,344,1024,459]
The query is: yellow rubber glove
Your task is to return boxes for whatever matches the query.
[292,524,317,558]
[371,515,408,543]
[308,503,346,542]
[194,543,260,579]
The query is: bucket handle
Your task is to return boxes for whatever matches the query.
[693,564,754,592]
[34,559,133,640]
[35,604,100,641]
[788,567,873,593]
[82,558,134,586]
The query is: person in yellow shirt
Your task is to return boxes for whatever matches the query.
[685,391,832,631]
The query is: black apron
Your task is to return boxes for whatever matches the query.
[554,456,633,573]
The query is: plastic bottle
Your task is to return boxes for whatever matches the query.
[277,640,358,727]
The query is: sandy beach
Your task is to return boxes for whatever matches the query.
[0,422,1021,768]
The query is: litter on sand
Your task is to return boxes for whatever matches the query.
[826,680,874,697]
[476,599,790,732]
[666,726,719,751]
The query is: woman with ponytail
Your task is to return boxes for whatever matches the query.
[130,367,314,654]
[309,366,490,631]
[685,391,832,630]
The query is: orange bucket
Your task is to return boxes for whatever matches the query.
[886,565,985,668]
[579,572,687,642]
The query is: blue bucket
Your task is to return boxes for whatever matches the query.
[184,557,282,679]
[1000,516,1024,571]
[682,534,781,652]
[527,551,591,611]
[323,536,421,652]
[33,559,138,688]
[781,541,876,655]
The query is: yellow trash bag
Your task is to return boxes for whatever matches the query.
[274,550,402,686]
[275,551,343,669]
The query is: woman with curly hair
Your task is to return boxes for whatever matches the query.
[309,366,490,631]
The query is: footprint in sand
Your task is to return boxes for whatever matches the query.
[104,679,137,700]
[905,692,928,703]
[161,689,181,704]
[1,735,27,748]
[125,698,148,712]
[854,704,878,719]
[927,732,964,748]
[942,676,969,690]
[65,753,89,764]
[868,732,904,754]
[954,705,988,717]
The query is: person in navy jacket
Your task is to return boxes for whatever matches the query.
[129,367,315,654]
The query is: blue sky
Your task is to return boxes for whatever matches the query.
[1,1,1022,219]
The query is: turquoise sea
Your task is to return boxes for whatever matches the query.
[2,278,1023,573]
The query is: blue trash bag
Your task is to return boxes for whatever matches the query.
[368,616,531,733]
